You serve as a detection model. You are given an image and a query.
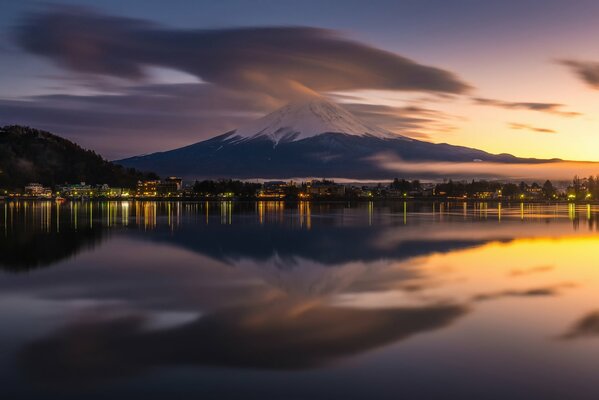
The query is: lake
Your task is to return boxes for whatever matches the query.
[2,200,599,399]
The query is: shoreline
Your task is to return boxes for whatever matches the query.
[2,197,599,205]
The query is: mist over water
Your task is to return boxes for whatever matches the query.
[3,200,599,399]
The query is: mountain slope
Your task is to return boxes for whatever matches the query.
[0,125,158,189]
[117,99,554,180]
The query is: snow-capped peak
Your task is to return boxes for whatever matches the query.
[232,97,402,143]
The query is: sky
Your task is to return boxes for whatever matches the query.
[1,0,599,161]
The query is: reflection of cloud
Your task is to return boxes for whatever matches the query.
[509,122,556,134]
[560,310,599,339]
[473,97,580,117]
[509,266,554,277]
[558,59,599,90]
[19,302,468,384]
[472,283,574,302]
[372,153,599,180]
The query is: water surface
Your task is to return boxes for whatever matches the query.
[2,201,599,399]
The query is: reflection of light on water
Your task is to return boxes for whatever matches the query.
[6,200,599,236]
[122,201,129,226]
[220,201,232,225]
[258,201,264,225]
[298,201,311,229]
[569,203,576,221]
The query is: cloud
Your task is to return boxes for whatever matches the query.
[0,83,277,159]
[1,5,474,158]
[558,59,599,89]
[343,103,460,139]
[473,97,580,117]
[14,6,470,98]
[508,122,556,134]
[372,153,599,180]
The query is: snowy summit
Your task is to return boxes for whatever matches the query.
[232,97,401,143]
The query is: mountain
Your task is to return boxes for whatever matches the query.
[232,98,399,143]
[117,98,552,180]
[0,125,158,189]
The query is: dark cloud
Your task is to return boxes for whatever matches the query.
[473,97,580,117]
[0,83,276,159]
[2,6,473,158]
[508,122,556,134]
[14,6,470,98]
[561,310,599,339]
[558,59,599,89]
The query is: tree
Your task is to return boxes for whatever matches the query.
[542,180,555,199]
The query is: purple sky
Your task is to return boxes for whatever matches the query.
[2,1,599,160]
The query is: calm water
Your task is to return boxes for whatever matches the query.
[2,200,599,399]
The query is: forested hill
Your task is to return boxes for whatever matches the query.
[0,125,158,189]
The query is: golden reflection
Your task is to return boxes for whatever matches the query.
[258,201,264,225]
[220,201,232,225]
[334,234,599,331]
[122,201,129,226]
[298,201,311,229]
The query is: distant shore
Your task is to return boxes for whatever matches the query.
[3,197,599,205]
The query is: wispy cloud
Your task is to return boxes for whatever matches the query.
[558,59,599,89]
[473,97,580,117]
[343,103,461,139]
[509,122,556,134]
[371,153,599,180]
[0,83,276,159]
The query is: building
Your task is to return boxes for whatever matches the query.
[96,184,124,198]
[157,177,183,196]
[137,178,183,197]
[24,183,52,197]
[164,177,183,191]
[137,180,160,197]
[56,182,93,198]
[306,180,346,197]
[258,181,295,199]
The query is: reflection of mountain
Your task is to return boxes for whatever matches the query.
[140,223,488,266]
[0,227,105,272]
[19,302,467,383]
